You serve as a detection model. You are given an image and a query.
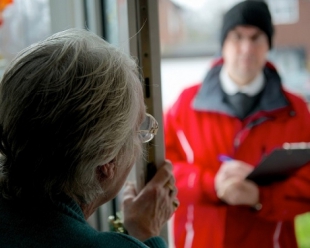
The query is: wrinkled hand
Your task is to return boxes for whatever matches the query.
[122,160,179,241]
[215,160,259,206]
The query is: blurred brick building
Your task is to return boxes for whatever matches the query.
[273,0,310,69]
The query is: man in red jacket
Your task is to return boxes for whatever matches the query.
[165,1,310,248]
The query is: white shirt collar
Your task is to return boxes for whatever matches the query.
[219,66,265,96]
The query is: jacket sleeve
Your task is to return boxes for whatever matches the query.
[164,91,221,206]
[256,102,310,221]
[257,162,310,221]
[144,237,167,248]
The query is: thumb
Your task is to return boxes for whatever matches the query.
[122,181,137,202]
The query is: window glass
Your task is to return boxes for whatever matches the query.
[160,0,310,112]
[0,0,51,78]
[266,0,299,24]
[159,1,310,246]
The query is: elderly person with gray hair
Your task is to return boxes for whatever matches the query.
[0,28,178,248]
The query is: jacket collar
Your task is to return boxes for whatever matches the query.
[220,66,264,96]
[192,59,289,117]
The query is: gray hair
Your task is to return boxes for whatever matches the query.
[0,28,143,204]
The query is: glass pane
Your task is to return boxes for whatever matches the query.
[160,0,310,112]
[0,0,51,78]
[160,1,310,247]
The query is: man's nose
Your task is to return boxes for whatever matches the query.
[240,39,255,53]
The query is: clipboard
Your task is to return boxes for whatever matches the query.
[246,142,310,185]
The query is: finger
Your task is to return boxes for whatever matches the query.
[147,161,174,188]
[122,181,137,201]
[172,199,180,210]
[156,159,173,170]
[164,181,174,191]
[221,161,253,179]
[216,178,239,200]
[164,181,177,197]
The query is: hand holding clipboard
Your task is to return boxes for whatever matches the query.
[246,142,310,185]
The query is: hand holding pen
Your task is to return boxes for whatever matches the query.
[216,155,253,182]
[215,155,258,206]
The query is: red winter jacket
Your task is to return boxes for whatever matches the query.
[164,60,310,248]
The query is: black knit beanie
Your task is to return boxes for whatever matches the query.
[220,1,274,49]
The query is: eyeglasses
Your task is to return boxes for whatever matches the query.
[137,113,158,143]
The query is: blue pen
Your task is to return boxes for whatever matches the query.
[218,154,233,162]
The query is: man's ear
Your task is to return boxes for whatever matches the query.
[97,162,116,180]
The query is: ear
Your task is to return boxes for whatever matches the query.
[97,162,116,181]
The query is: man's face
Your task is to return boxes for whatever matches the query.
[222,25,269,86]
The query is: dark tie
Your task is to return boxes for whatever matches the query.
[225,92,257,119]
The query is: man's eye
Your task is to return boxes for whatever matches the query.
[232,33,242,40]
[252,34,265,43]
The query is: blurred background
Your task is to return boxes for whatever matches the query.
[0,0,310,111]
[159,0,310,111]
